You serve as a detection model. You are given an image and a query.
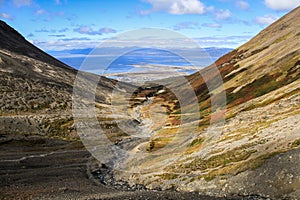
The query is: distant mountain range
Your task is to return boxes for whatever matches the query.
[47,47,233,70]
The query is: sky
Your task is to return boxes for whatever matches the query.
[0,0,300,51]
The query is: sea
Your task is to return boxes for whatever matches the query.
[48,47,232,80]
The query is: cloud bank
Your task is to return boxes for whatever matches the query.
[264,0,300,10]
[173,21,198,30]
[13,0,32,7]
[255,14,278,25]
[0,13,13,20]
[142,0,206,14]
[74,26,116,35]
[236,0,249,10]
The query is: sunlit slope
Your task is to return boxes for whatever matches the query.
[124,7,300,199]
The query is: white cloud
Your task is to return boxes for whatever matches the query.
[264,0,300,10]
[32,38,98,51]
[35,29,56,33]
[214,9,231,20]
[54,0,67,5]
[236,0,249,10]
[255,14,278,25]
[0,13,13,20]
[48,34,66,37]
[36,9,47,15]
[195,35,252,47]
[13,0,32,7]
[202,23,221,28]
[32,34,252,51]
[99,27,117,34]
[74,26,116,35]
[74,26,94,34]
[142,0,206,14]
[34,9,64,21]
[173,21,198,30]
[205,6,215,12]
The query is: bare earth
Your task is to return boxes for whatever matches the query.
[0,135,241,200]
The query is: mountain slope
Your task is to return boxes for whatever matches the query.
[0,20,132,139]
[123,6,300,199]
[0,21,74,69]
[186,6,300,112]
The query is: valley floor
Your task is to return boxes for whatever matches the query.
[0,135,245,200]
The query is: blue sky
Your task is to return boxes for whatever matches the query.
[0,0,299,51]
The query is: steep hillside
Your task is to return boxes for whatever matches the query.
[0,21,73,69]
[121,6,300,199]
[0,20,132,139]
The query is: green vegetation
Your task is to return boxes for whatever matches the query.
[171,147,257,173]
[150,137,174,151]
[97,117,115,121]
[226,74,283,107]
[158,173,179,180]
[147,140,155,152]
[200,151,282,181]
[292,139,300,147]
[165,145,264,181]
[250,46,269,55]
[241,87,300,112]
[48,117,74,138]
[189,137,205,147]
[204,174,216,182]
[274,32,293,43]
[99,119,130,143]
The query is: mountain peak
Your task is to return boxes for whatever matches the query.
[0,20,73,70]
[0,20,26,42]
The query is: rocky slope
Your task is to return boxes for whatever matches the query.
[119,6,300,199]
[0,20,135,139]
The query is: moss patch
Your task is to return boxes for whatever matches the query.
[158,173,179,180]
[189,137,205,147]
[170,146,257,174]
[292,139,300,148]
[227,74,284,107]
